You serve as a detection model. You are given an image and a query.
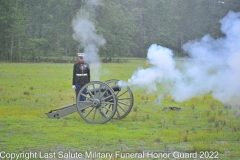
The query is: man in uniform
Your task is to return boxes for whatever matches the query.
[72,53,90,101]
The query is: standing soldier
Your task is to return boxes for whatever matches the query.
[72,53,90,102]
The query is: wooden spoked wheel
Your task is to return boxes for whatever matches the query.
[76,81,117,124]
[105,79,134,119]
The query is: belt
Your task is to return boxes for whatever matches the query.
[76,74,87,76]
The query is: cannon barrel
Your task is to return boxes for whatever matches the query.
[86,85,121,95]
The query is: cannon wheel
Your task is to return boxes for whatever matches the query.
[76,81,117,124]
[105,79,134,119]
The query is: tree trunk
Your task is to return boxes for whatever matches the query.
[9,0,18,61]
[138,0,144,58]
[9,25,14,61]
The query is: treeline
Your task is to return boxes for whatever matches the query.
[0,0,239,62]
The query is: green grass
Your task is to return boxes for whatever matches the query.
[0,60,239,159]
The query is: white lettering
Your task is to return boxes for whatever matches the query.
[0,151,5,159]
[115,151,147,159]
[146,151,171,159]
[39,152,56,159]
[173,151,197,159]
[58,151,83,159]
[0,151,37,160]
[115,151,120,158]
[85,151,112,159]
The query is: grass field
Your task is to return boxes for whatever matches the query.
[0,59,240,160]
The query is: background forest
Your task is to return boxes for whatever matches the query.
[0,0,240,62]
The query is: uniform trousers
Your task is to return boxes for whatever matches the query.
[75,84,87,101]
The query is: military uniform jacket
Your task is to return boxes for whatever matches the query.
[72,62,90,85]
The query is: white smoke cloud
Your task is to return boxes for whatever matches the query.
[72,0,105,80]
[128,45,180,93]
[128,11,240,108]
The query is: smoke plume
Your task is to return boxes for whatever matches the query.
[128,11,240,108]
[72,0,105,80]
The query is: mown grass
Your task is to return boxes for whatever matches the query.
[0,60,240,159]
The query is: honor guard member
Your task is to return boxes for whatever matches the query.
[72,53,90,101]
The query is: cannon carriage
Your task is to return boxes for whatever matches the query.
[46,79,133,124]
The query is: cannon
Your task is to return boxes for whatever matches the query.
[46,80,134,124]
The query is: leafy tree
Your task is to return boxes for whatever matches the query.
[1,0,240,61]
[0,0,16,60]
[98,0,137,59]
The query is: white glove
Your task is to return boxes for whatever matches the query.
[72,85,76,89]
